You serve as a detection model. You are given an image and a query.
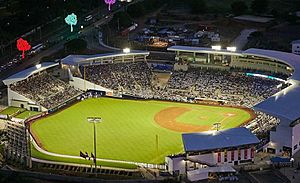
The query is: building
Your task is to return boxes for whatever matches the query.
[291,39,300,55]
[166,127,259,181]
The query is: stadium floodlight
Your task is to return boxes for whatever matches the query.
[123,48,131,53]
[87,116,102,175]
[87,117,102,123]
[227,47,237,52]
[36,64,42,69]
[212,45,221,50]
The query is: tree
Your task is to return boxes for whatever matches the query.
[188,0,207,14]
[113,12,132,29]
[127,3,146,18]
[231,1,248,15]
[64,39,87,53]
[65,13,78,32]
[251,0,269,14]
[104,0,116,11]
[16,38,31,59]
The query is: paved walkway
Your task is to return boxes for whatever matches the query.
[279,150,300,183]
[232,29,257,50]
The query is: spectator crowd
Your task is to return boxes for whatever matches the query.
[81,61,286,136]
[9,61,287,136]
[11,72,82,109]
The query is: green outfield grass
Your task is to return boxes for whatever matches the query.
[0,106,24,115]
[15,111,40,119]
[31,98,252,166]
[0,106,40,119]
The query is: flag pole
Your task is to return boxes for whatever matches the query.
[84,65,86,91]
[93,121,97,175]
[156,134,159,160]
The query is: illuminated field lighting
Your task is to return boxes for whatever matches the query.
[212,45,221,50]
[36,64,42,69]
[227,47,237,52]
[87,117,102,123]
[123,48,131,53]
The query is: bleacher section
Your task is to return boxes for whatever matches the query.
[10,72,82,109]
[83,62,153,93]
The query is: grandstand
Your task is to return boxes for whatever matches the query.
[3,62,82,112]
[2,46,300,174]
[60,47,294,145]
[167,46,300,157]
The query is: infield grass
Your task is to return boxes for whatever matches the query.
[31,97,252,166]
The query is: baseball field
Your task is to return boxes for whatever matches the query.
[30,97,254,167]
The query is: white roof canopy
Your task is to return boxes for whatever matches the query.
[3,62,59,85]
[61,51,150,66]
[182,127,259,152]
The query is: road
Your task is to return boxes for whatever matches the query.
[232,29,257,50]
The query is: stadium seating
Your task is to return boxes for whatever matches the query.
[10,61,284,136]
[10,72,82,109]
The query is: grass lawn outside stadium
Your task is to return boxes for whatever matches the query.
[30,97,254,168]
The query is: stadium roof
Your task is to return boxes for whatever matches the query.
[182,127,259,152]
[168,46,300,79]
[253,82,300,124]
[243,49,300,80]
[243,49,300,123]
[61,50,150,66]
[168,46,243,56]
[3,62,59,85]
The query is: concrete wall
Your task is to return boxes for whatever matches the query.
[292,43,300,55]
[292,123,300,155]
[7,88,46,112]
[167,147,255,176]
[189,148,254,166]
[268,123,292,155]
[69,77,113,95]
[165,156,186,175]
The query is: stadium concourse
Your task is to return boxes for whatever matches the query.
[2,46,300,178]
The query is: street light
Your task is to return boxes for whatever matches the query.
[212,45,221,50]
[227,46,237,52]
[123,47,130,53]
[87,117,102,174]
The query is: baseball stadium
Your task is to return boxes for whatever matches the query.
[2,45,300,174]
